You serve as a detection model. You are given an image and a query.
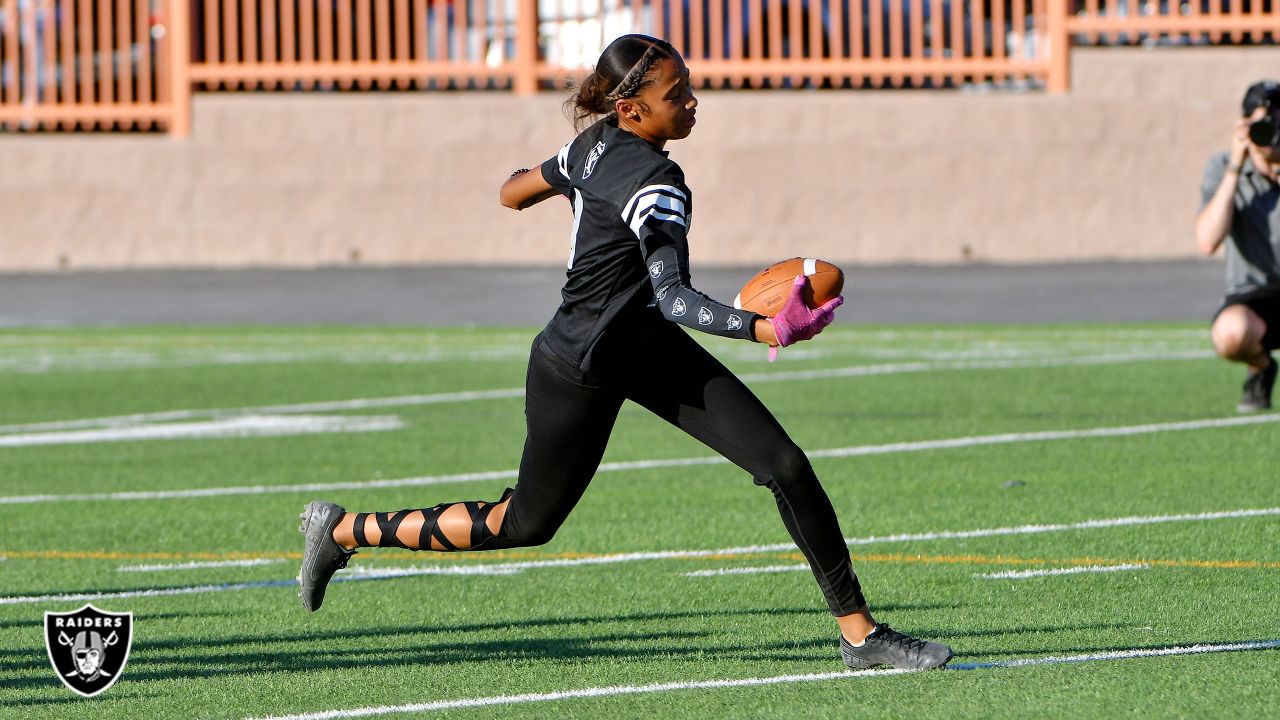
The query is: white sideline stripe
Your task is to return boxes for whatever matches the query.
[328,506,1280,579]
[1,506,1275,605]
[344,564,524,577]
[249,641,1280,719]
[976,563,1150,580]
[0,469,526,505]
[0,579,297,605]
[839,507,1280,546]
[4,413,1280,505]
[0,351,1210,435]
[0,415,404,448]
[683,564,809,577]
[735,350,1210,383]
[117,559,286,573]
[0,390,525,434]
[808,413,1280,461]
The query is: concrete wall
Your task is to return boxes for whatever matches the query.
[3,46,1278,271]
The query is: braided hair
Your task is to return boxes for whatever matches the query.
[567,34,677,131]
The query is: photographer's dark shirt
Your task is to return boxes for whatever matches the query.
[1201,151,1280,297]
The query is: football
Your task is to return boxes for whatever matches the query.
[733,257,845,316]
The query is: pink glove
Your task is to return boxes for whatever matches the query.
[768,275,844,362]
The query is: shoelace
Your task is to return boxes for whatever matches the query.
[335,549,357,571]
[873,625,928,654]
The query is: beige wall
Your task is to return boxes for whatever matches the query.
[3,46,1278,271]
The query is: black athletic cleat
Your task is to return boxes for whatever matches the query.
[1237,356,1277,413]
[840,625,952,671]
[297,500,356,612]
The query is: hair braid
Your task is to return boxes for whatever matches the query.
[566,34,676,131]
[605,44,663,102]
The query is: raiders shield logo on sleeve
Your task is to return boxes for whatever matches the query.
[44,604,133,697]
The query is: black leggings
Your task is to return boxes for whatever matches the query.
[486,320,866,616]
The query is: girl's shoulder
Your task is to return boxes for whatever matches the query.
[562,122,687,202]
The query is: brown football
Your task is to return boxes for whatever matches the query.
[733,257,845,317]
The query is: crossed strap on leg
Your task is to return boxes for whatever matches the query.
[351,487,514,551]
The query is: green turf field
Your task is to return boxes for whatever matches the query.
[1,324,1277,719]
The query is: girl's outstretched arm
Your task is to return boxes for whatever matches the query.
[500,168,559,210]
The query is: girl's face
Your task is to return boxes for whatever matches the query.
[617,55,697,148]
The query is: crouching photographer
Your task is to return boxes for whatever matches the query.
[1195,80,1280,412]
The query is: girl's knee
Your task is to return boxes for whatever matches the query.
[495,508,561,547]
[756,444,817,490]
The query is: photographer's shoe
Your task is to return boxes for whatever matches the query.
[1237,356,1276,413]
[297,500,356,612]
[840,624,952,671]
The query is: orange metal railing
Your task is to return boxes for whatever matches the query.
[0,0,188,132]
[0,0,1276,134]
[186,0,536,90]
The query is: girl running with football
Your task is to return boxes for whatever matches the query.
[298,34,951,671]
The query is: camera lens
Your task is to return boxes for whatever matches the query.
[1249,117,1280,147]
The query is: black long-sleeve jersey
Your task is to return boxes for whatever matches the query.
[536,118,761,376]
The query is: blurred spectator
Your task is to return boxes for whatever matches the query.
[1195,80,1280,412]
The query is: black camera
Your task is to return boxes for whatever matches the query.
[1249,115,1280,147]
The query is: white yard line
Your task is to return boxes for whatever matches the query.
[0,415,404,448]
[839,507,1280,546]
[2,506,1272,606]
[0,390,525,434]
[0,580,297,605]
[117,559,286,573]
[0,350,1210,436]
[975,564,1151,580]
[735,350,1209,382]
[683,565,810,577]
[3,412,1278,505]
[247,640,1280,719]
[808,413,1280,462]
[336,507,1280,579]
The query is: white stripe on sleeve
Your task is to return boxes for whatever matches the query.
[622,184,687,225]
[557,143,572,180]
[627,194,687,238]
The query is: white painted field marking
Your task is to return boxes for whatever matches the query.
[0,390,525,434]
[343,564,524,577]
[735,350,1210,383]
[248,640,1280,720]
[0,580,297,605]
[975,564,1150,580]
[0,415,404,448]
[683,565,809,577]
[331,507,1278,579]
[2,506,1275,605]
[5,412,1279,505]
[838,507,1280,546]
[0,350,1209,436]
[117,559,286,573]
[807,413,1280,462]
[0,345,534,374]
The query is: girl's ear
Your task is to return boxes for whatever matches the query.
[615,98,642,122]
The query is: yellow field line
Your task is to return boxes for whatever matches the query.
[3,548,1277,571]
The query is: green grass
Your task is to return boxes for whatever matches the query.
[0,324,1276,719]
